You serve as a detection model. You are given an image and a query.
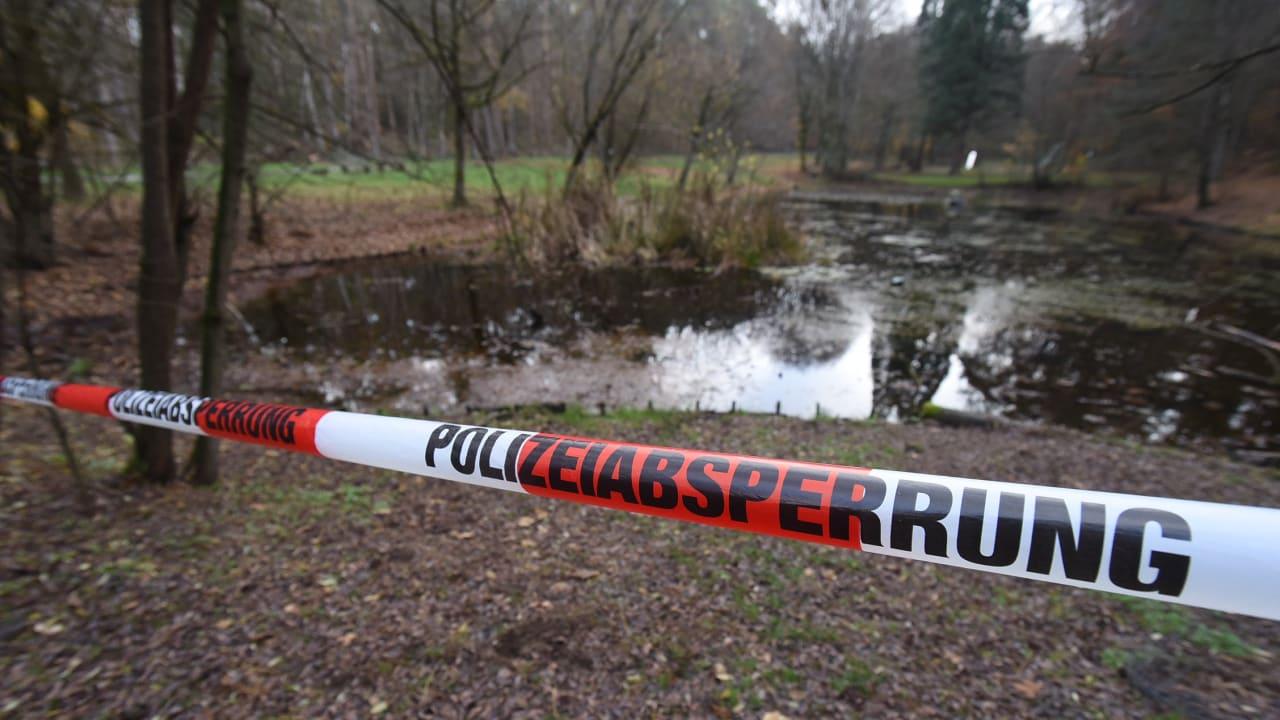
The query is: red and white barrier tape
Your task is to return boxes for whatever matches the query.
[3,375,1278,620]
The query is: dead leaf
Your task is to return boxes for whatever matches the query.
[1012,678,1044,699]
[32,620,65,636]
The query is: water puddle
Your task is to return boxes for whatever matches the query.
[237,192,1280,454]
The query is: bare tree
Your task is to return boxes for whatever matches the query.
[191,0,254,485]
[376,0,535,206]
[552,0,685,191]
[134,0,219,483]
[0,1,108,267]
[794,0,882,178]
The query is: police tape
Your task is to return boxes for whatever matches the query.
[3,374,1279,621]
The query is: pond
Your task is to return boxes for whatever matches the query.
[238,191,1280,455]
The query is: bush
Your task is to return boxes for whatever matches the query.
[503,172,804,269]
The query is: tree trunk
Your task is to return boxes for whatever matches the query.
[167,0,218,276]
[795,89,810,175]
[247,168,265,245]
[873,106,896,172]
[6,146,56,268]
[452,98,467,206]
[301,66,323,152]
[192,0,252,485]
[135,0,180,483]
[909,132,926,172]
[725,143,743,186]
[51,119,86,201]
[948,128,969,176]
[133,0,218,483]
[677,90,713,191]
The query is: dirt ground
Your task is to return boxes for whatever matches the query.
[1144,172,1280,237]
[6,195,496,385]
[3,184,1279,718]
[2,404,1278,719]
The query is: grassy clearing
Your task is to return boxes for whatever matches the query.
[872,170,1028,188]
[872,167,1142,189]
[91,153,799,204]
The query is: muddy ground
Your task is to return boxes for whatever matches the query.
[2,403,1278,719]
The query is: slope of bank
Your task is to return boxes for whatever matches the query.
[2,403,1276,718]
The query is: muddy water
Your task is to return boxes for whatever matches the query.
[239,192,1279,454]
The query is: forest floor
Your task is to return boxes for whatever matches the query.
[2,402,1279,718]
[4,158,1279,717]
[1143,171,1280,237]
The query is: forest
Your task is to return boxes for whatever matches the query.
[2,0,1280,717]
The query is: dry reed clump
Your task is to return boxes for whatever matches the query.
[504,174,804,269]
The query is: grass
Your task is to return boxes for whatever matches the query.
[873,167,1143,190]
[873,170,1027,188]
[1115,596,1256,656]
[504,170,803,267]
[91,153,800,204]
[556,404,688,439]
[832,657,878,698]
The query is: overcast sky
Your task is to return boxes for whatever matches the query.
[772,0,1083,42]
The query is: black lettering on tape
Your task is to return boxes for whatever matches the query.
[503,433,531,483]
[479,430,506,481]
[728,461,779,523]
[638,450,683,509]
[779,468,827,536]
[425,424,460,468]
[1027,498,1106,582]
[579,443,607,497]
[595,446,638,504]
[891,479,952,557]
[450,427,486,475]
[517,434,558,488]
[1109,508,1191,596]
[684,456,729,518]
[956,489,1025,567]
[548,439,588,493]
[829,472,885,547]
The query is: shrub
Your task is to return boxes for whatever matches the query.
[503,171,804,269]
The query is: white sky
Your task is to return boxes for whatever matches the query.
[773,0,1083,42]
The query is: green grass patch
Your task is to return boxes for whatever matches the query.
[873,171,1025,188]
[1116,597,1256,656]
[832,657,878,698]
[555,404,688,438]
[90,153,796,205]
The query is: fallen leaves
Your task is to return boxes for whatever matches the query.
[3,404,1280,717]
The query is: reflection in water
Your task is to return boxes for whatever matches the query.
[239,194,1280,453]
[648,295,875,418]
